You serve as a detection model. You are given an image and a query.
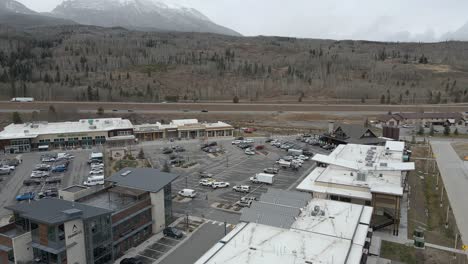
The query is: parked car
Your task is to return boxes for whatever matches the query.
[89,170,104,175]
[162,148,173,154]
[265,138,273,143]
[120,258,143,264]
[0,168,11,175]
[199,171,214,178]
[41,157,56,163]
[208,142,218,147]
[211,181,230,189]
[263,167,279,174]
[0,165,15,171]
[38,189,58,199]
[16,192,35,201]
[233,185,250,193]
[199,179,215,187]
[245,149,255,155]
[45,178,61,184]
[297,155,309,161]
[31,171,49,178]
[232,140,242,145]
[52,165,67,173]
[35,164,51,171]
[23,179,41,186]
[178,189,197,198]
[174,146,186,152]
[163,227,183,239]
[255,145,265,150]
[236,199,252,208]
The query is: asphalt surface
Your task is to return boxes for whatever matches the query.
[0,148,101,223]
[158,222,227,264]
[2,101,468,113]
[431,141,468,246]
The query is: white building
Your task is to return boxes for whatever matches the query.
[196,189,373,264]
[296,141,414,235]
[0,118,134,153]
[134,119,233,141]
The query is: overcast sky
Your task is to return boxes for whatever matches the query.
[18,0,468,41]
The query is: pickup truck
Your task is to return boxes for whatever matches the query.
[16,192,35,201]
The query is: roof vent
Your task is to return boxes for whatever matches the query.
[249,247,257,251]
[121,170,132,177]
[89,125,97,129]
[311,206,325,216]
[62,208,82,217]
[24,130,29,134]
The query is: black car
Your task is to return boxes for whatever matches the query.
[201,109,208,112]
[120,258,143,264]
[265,138,273,143]
[208,142,218,147]
[163,227,183,239]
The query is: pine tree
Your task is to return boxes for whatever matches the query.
[162,161,171,172]
[12,112,22,124]
[454,128,459,135]
[443,125,450,136]
[429,125,435,136]
[138,148,145,159]
[380,94,385,104]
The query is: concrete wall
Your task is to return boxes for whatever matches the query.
[150,190,165,233]
[12,232,33,264]
[65,219,86,264]
[60,186,104,202]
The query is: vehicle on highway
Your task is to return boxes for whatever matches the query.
[120,257,143,264]
[16,192,35,201]
[178,189,197,198]
[31,171,49,178]
[211,181,230,189]
[233,185,250,193]
[201,109,208,113]
[199,171,214,178]
[199,178,215,187]
[163,227,183,239]
[263,167,279,174]
[11,97,34,102]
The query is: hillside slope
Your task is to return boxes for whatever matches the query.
[0,25,467,104]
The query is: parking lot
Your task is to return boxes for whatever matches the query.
[0,148,100,222]
[142,136,330,210]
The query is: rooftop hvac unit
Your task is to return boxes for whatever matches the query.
[357,172,367,181]
[366,162,373,167]
[371,147,377,150]
[311,205,325,216]
[30,124,39,128]
[380,163,387,167]
[89,125,97,129]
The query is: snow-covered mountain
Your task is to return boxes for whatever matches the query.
[0,0,76,28]
[51,0,240,36]
[0,0,36,14]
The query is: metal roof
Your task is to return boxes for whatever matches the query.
[6,198,112,225]
[106,168,179,193]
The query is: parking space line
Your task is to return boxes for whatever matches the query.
[136,254,157,261]
[145,247,166,254]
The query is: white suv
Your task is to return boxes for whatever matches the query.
[212,181,230,189]
[233,185,250,193]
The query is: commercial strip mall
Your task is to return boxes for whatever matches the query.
[0,118,234,153]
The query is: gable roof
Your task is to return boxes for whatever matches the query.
[335,123,377,139]
[6,198,111,225]
[106,168,179,193]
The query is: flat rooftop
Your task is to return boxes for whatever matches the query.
[134,119,233,132]
[79,189,140,212]
[197,189,372,264]
[297,143,414,197]
[6,198,112,225]
[106,168,179,193]
[62,185,88,193]
[0,118,133,139]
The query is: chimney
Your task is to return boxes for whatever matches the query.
[328,121,335,133]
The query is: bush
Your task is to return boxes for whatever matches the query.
[233,96,239,103]
[137,148,145,159]
[443,126,450,136]
[97,107,104,115]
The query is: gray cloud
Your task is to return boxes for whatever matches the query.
[17,0,468,41]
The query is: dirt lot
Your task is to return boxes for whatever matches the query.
[451,142,468,160]
[407,144,460,247]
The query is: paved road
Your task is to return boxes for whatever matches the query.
[2,101,468,113]
[158,222,226,264]
[431,141,468,246]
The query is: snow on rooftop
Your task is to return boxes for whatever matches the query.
[385,141,405,152]
[133,119,233,132]
[0,118,132,139]
[298,143,414,198]
[171,119,199,126]
[198,222,353,264]
[292,199,372,240]
[197,198,371,264]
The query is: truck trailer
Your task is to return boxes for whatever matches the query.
[250,173,275,184]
